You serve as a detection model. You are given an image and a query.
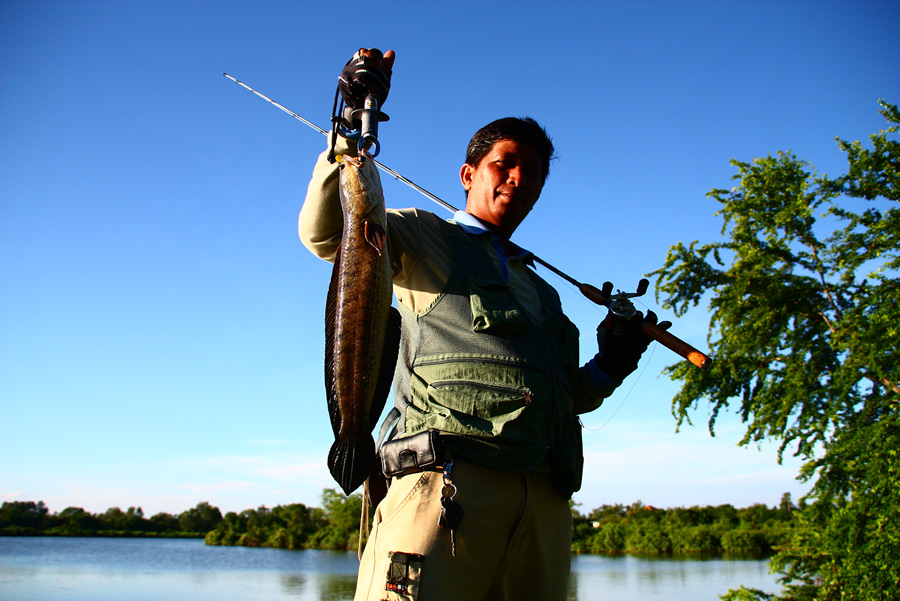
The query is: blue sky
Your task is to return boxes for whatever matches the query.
[2,1,898,516]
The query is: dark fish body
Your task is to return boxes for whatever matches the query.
[325,155,400,495]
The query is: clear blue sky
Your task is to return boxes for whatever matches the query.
[2,1,898,517]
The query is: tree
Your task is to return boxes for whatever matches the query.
[307,489,364,550]
[57,506,102,532]
[0,501,48,532]
[178,501,223,534]
[149,511,180,532]
[650,101,899,600]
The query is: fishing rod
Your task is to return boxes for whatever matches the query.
[223,73,711,370]
[223,74,454,212]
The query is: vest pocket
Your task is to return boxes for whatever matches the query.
[424,379,538,440]
[467,274,528,335]
[548,411,584,496]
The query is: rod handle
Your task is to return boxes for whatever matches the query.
[579,282,712,370]
[578,282,609,305]
[643,322,712,370]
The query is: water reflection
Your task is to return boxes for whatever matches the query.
[0,537,778,601]
[279,573,308,596]
[315,573,358,600]
[569,554,777,601]
[567,568,580,600]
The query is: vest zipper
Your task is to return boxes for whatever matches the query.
[429,380,534,405]
[414,356,547,374]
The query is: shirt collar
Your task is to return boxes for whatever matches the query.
[452,210,491,235]
[452,210,533,262]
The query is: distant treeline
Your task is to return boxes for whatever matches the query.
[0,500,223,538]
[571,493,799,556]
[2,491,799,556]
[204,489,363,550]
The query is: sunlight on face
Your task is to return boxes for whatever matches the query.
[460,139,543,239]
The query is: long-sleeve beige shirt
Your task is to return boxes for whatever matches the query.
[298,136,615,415]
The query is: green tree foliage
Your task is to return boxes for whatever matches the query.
[306,489,365,550]
[177,501,223,535]
[570,499,792,556]
[204,503,327,549]
[4,494,796,558]
[102,507,149,532]
[148,511,180,532]
[203,491,360,551]
[650,101,899,600]
[0,500,219,537]
[0,501,48,533]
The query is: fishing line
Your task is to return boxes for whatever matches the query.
[582,341,658,432]
[538,262,661,431]
[544,291,657,433]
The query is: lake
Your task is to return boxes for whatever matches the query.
[0,537,779,600]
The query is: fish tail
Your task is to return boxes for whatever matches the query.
[328,435,376,495]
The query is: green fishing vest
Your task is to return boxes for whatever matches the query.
[386,220,585,496]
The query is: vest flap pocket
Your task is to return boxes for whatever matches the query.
[467,273,528,335]
[426,380,538,439]
[411,354,548,441]
[429,380,532,416]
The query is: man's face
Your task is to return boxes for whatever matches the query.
[460,138,543,239]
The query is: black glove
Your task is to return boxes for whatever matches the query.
[338,48,393,111]
[595,310,672,382]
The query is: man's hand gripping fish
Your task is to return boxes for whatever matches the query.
[325,155,401,495]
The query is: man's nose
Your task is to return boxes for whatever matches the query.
[506,166,521,185]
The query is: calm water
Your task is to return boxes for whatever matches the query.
[0,537,779,600]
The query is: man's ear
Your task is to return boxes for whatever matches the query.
[459,163,474,191]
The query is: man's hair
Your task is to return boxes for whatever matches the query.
[465,117,556,187]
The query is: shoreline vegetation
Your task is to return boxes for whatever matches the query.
[1,489,797,557]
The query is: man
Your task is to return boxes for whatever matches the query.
[299,49,664,601]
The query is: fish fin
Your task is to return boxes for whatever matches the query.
[324,248,342,438]
[328,435,376,495]
[363,220,387,256]
[369,307,402,432]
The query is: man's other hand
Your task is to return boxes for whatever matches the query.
[595,310,671,382]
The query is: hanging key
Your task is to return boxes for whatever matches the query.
[438,462,464,558]
[439,494,464,556]
[439,493,464,529]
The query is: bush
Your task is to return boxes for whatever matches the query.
[721,528,770,555]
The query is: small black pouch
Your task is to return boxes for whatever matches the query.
[380,430,445,478]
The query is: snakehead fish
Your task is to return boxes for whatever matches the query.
[325,155,401,495]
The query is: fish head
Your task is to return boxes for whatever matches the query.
[339,156,386,218]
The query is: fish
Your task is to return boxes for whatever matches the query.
[324,155,401,495]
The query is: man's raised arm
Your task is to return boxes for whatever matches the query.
[298,136,355,262]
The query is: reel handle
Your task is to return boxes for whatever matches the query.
[577,281,712,370]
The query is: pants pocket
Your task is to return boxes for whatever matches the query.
[381,550,426,600]
[375,471,433,527]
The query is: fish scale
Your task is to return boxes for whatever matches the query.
[324,155,401,495]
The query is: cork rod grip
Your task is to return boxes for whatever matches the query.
[642,321,712,370]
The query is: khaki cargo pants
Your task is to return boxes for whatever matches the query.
[354,457,573,601]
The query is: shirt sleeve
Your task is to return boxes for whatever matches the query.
[298,135,357,263]
[573,356,621,414]
[572,357,621,415]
